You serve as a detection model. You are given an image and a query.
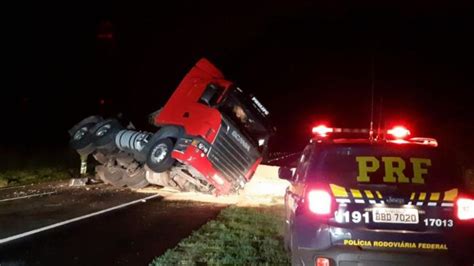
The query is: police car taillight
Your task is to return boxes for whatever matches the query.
[387,126,410,139]
[316,257,330,266]
[456,197,474,220]
[308,189,332,215]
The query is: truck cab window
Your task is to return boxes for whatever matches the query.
[199,83,223,106]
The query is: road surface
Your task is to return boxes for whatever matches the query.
[0,182,226,265]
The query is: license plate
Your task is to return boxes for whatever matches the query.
[372,208,419,224]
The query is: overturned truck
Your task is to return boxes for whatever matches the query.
[68,58,275,195]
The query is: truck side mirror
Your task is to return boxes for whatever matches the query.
[278,167,293,181]
[200,83,219,106]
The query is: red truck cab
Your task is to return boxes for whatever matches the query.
[148,58,275,195]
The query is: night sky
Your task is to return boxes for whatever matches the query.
[3,2,474,166]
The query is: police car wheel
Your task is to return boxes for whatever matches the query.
[146,138,176,173]
[291,251,301,266]
[289,231,302,265]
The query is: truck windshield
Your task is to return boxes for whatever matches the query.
[217,88,273,152]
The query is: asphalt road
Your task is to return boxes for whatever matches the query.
[0,182,226,265]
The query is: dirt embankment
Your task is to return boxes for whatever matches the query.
[138,165,289,206]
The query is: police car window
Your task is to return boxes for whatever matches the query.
[307,144,462,189]
[294,145,313,182]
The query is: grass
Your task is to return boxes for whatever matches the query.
[151,205,290,266]
[0,149,88,188]
[0,167,74,188]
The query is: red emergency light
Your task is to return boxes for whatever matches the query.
[312,125,333,137]
[387,126,410,139]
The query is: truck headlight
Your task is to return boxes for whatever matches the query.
[197,142,209,154]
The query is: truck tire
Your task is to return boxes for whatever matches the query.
[146,138,176,173]
[69,122,96,150]
[68,116,103,137]
[69,116,104,155]
[91,119,123,150]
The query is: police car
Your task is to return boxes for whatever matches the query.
[279,125,474,266]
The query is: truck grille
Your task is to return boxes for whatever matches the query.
[208,120,259,185]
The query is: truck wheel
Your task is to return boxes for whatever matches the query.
[69,123,95,154]
[68,116,103,137]
[91,119,122,149]
[69,116,103,155]
[146,138,176,173]
[69,122,96,151]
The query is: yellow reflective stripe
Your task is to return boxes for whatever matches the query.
[430,192,440,201]
[410,193,415,200]
[365,190,374,199]
[330,184,348,198]
[350,189,363,198]
[376,191,383,199]
[443,189,458,202]
[419,192,427,201]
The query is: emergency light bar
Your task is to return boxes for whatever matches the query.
[312,125,333,137]
[312,125,369,137]
[311,124,438,147]
[387,126,410,139]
